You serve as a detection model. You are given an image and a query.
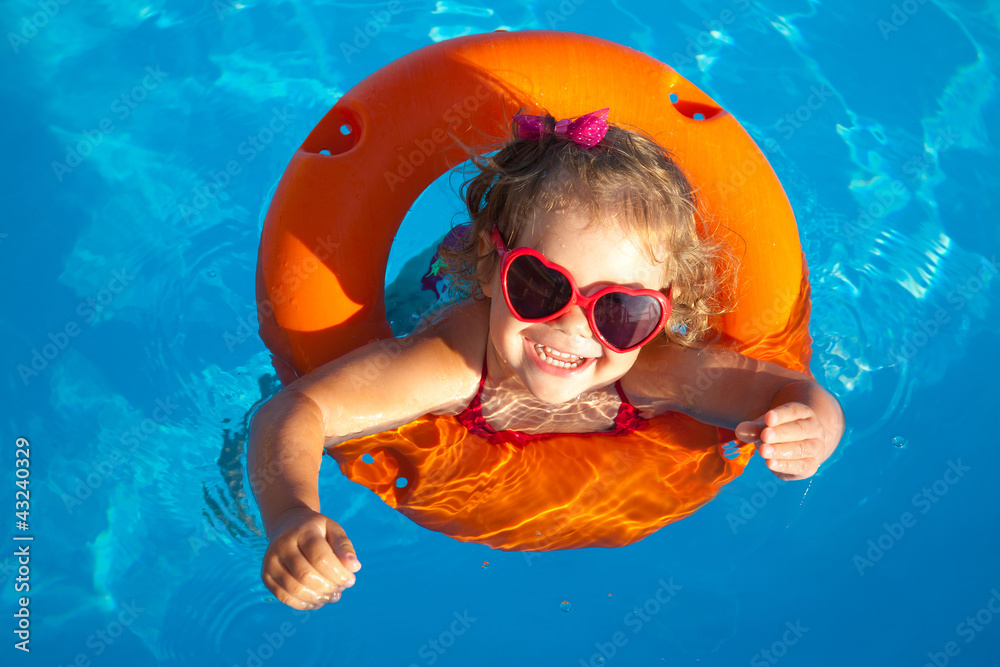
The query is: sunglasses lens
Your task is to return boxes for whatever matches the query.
[594,292,663,350]
[506,255,573,319]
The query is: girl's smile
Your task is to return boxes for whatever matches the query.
[483,206,666,405]
[524,337,598,375]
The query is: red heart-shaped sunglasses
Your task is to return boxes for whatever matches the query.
[491,226,672,352]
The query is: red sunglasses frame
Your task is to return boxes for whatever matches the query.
[490,226,672,352]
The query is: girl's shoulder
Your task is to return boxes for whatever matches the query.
[620,340,738,414]
[411,298,491,415]
[619,341,688,415]
[411,298,490,359]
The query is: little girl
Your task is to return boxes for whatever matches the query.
[248,108,844,610]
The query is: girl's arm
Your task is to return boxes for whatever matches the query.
[248,301,487,609]
[624,343,844,480]
[249,299,487,536]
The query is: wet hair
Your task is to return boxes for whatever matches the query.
[439,111,734,346]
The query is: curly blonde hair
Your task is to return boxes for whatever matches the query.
[439,111,734,347]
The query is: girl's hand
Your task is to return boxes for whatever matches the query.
[261,507,362,610]
[735,402,832,481]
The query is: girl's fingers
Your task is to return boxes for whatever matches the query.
[326,522,362,574]
[739,405,817,444]
[262,557,327,609]
[758,438,823,460]
[764,402,812,427]
[262,570,317,610]
[298,533,356,589]
[274,550,345,604]
[260,515,359,611]
[735,420,764,443]
[761,417,819,444]
[764,455,817,478]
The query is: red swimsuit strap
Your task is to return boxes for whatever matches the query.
[610,379,646,436]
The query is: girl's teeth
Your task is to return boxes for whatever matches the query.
[534,343,583,369]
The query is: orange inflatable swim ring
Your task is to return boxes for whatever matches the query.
[256,31,812,551]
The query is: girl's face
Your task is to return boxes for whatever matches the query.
[483,208,667,405]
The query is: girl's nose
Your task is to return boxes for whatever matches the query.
[550,305,594,341]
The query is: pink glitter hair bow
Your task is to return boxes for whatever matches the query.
[513,107,610,149]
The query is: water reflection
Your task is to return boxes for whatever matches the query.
[479,375,623,434]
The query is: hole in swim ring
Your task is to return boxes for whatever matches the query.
[395,476,408,488]
[302,107,362,156]
[669,95,723,121]
[361,453,374,464]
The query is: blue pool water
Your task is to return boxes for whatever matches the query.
[2,0,999,665]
